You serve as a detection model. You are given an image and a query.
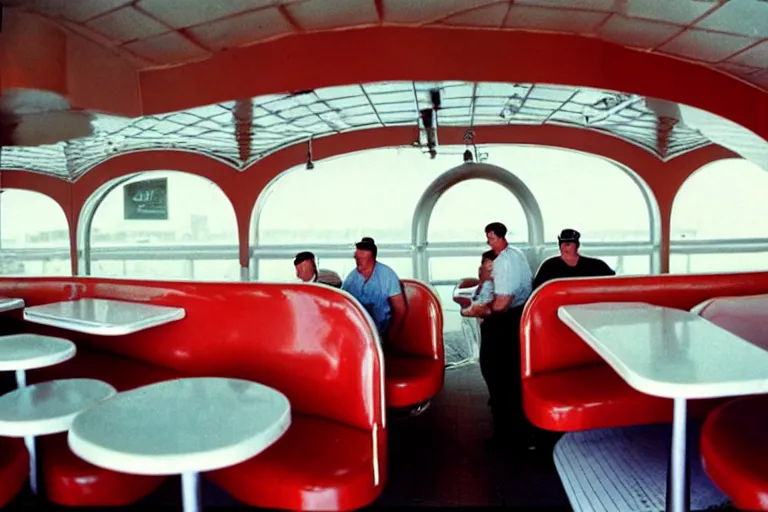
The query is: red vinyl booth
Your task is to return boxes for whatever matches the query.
[385,279,445,409]
[520,272,768,432]
[0,277,385,511]
[694,294,768,511]
[0,437,29,507]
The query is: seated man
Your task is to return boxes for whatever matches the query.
[293,251,342,288]
[532,228,616,290]
[341,237,407,344]
[461,250,496,320]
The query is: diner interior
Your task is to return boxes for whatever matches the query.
[1,0,768,511]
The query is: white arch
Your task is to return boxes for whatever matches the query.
[410,162,545,279]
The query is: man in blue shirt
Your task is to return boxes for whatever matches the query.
[342,237,407,345]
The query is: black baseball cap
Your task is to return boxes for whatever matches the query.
[558,229,581,243]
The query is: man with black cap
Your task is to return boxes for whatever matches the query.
[293,251,342,288]
[342,237,407,344]
[532,229,616,290]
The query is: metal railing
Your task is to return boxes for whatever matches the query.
[2,239,766,282]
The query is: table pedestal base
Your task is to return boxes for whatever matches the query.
[15,369,38,496]
[667,398,690,512]
[181,471,201,512]
[24,435,37,495]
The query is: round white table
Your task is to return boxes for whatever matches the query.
[0,334,76,388]
[68,377,291,512]
[0,378,116,494]
[0,333,77,495]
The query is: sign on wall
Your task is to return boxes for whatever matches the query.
[123,178,168,220]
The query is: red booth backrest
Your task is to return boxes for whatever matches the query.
[392,279,444,360]
[694,294,768,351]
[521,272,768,378]
[0,277,384,432]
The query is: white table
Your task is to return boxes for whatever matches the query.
[68,377,291,512]
[0,333,76,494]
[558,302,768,512]
[0,334,76,388]
[24,298,186,336]
[0,296,24,312]
[0,378,116,494]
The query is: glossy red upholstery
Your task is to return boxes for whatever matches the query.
[694,294,768,509]
[40,434,164,506]
[521,272,768,431]
[0,277,386,511]
[0,437,28,507]
[693,293,768,352]
[386,279,444,408]
[209,415,386,511]
[701,396,768,511]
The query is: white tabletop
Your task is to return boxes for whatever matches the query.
[0,297,24,312]
[0,379,116,437]
[0,334,76,371]
[68,377,291,475]
[558,302,768,399]
[24,298,186,336]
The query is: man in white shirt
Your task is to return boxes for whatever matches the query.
[477,222,533,448]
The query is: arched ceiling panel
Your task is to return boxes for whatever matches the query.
[0,81,711,180]
[14,0,768,92]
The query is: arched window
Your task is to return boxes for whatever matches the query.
[88,171,239,281]
[670,158,768,273]
[485,145,653,244]
[253,147,454,281]
[0,189,71,276]
[256,147,449,246]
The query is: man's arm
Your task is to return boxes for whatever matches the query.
[388,293,407,340]
[487,254,515,314]
[602,261,617,276]
[384,272,407,342]
[532,259,550,290]
[461,302,491,317]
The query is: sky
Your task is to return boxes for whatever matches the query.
[2,144,767,247]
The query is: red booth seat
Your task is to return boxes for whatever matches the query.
[694,294,768,510]
[386,279,444,408]
[521,272,768,432]
[208,416,384,511]
[701,395,768,511]
[0,437,28,507]
[0,277,386,511]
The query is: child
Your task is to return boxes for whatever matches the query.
[461,250,496,319]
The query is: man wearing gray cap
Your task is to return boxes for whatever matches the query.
[532,229,615,290]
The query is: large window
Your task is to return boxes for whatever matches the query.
[672,159,768,241]
[428,179,528,243]
[670,158,768,274]
[256,147,452,246]
[0,189,71,276]
[88,171,239,281]
[483,145,653,243]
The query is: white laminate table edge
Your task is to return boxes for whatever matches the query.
[23,306,186,336]
[0,298,24,312]
[557,303,768,400]
[68,409,291,475]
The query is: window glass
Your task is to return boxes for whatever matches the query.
[671,158,768,240]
